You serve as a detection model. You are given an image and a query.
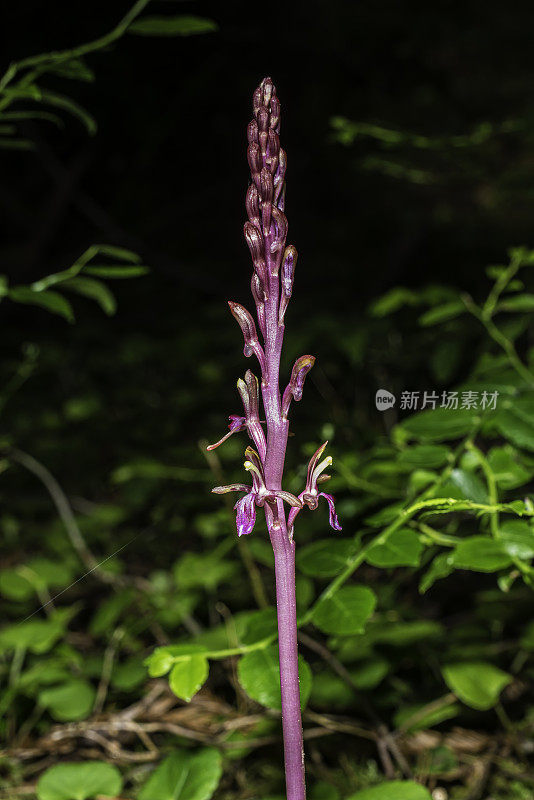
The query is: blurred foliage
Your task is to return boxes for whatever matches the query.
[1,1,534,799]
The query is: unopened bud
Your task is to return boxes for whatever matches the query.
[270,96,280,131]
[256,106,269,133]
[281,246,297,298]
[228,301,259,355]
[247,119,259,144]
[244,222,264,264]
[282,354,316,416]
[246,184,261,227]
[247,143,261,175]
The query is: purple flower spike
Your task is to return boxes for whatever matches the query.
[235,493,257,537]
[209,78,340,799]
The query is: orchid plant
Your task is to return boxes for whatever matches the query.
[208,77,341,800]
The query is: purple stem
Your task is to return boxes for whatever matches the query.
[260,134,305,800]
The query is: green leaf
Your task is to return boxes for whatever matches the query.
[111,657,146,691]
[418,300,465,326]
[84,264,149,278]
[365,528,423,568]
[394,700,460,732]
[498,294,534,312]
[451,536,512,572]
[169,655,209,702]
[442,661,511,710]
[310,782,340,800]
[312,586,377,635]
[38,679,95,721]
[37,761,122,800]
[174,552,237,591]
[0,558,73,600]
[61,277,116,315]
[296,539,357,577]
[237,645,312,710]
[397,406,478,442]
[496,407,534,451]
[350,657,390,689]
[0,609,73,654]
[442,468,489,503]
[138,749,222,800]
[8,286,74,322]
[488,446,532,489]
[40,90,97,134]
[369,287,417,317]
[129,15,218,37]
[419,552,454,593]
[499,519,534,559]
[47,57,95,83]
[346,781,432,800]
[397,444,451,469]
[144,644,208,678]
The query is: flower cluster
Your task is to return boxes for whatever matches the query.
[207,77,341,540]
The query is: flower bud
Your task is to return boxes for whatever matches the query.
[269,96,280,131]
[281,245,297,298]
[270,207,288,262]
[278,245,298,324]
[244,222,264,264]
[282,354,316,415]
[245,184,261,228]
[247,143,261,175]
[228,301,259,355]
[247,119,258,144]
[256,106,269,133]
[261,76,274,106]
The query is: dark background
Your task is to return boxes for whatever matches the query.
[2,0,534,541]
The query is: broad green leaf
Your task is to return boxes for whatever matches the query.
[442,469,488,503]
[111,657,146,691]
[0,558,73,600]
[8,287,74,322]
[368,619,444,646]
[174,552,237,591]
[394,700,460,732]
[237,645,312,710]
[0,609,73,654]
[347,781,432,800]
[397,406,478,442]
[442,661,511,710]
[418,300,465,326]
[312,586,377,635]
[239,608,278,645]
[452,536,512,572]
[310,671,354,709]
[297,539,357,577]
[488,446,532,489]
[39,679,95,721]
[499,519,534,559]
[37,761,122,800]
[350,657,389,689]
[169,655,209,702]
[365,528,423,568]
[129,15,218,36]
[61,277,116,315]
[310,782,340,800]
[397,444,451,468]
[145,644,208,678]
[496,407,534,451]
[138,749,222,800]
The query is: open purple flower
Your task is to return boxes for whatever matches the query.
[287,441,342,533]
[212,447,302,537]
